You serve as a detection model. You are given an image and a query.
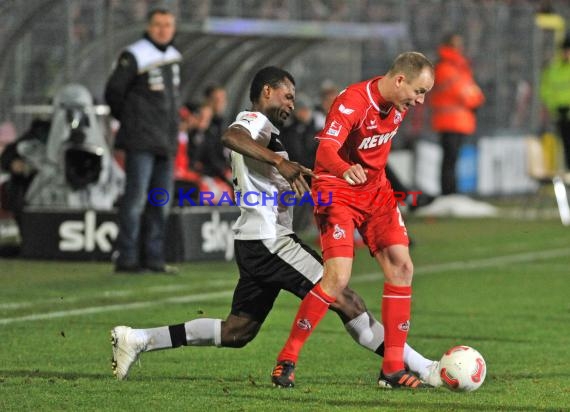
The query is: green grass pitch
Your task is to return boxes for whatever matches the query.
[1,217,569,411]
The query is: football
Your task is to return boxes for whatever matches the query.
[439,345,486,392]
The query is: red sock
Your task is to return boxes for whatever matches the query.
[277,283,336,363]
[381,283,412,375]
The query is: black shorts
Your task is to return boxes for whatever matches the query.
[231,234,323,322]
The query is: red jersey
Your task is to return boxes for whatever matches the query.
[313,77,406,191]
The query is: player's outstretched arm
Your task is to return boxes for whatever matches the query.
[222,124,314,197]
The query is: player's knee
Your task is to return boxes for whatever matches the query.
[384,260,414,285]
[321,269,352,296]
[392,254,414,279]
[399,260,414,278]
[221,329,254,348]
[225,335,250,348]
[221,320,260,348]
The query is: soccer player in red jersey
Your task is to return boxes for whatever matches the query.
[272,52,435,389]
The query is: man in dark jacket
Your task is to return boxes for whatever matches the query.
[105,8,180,274]
[195,84,231,184]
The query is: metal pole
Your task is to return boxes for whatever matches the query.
[531,16,542,134]
[553,176,570,225]
[65,0,74,83]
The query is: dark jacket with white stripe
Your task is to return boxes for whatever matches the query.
[105,36,181,156]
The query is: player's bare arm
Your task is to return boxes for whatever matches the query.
[222,124,315,197]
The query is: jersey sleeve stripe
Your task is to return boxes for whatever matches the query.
[315,136,343,146]
[366,80,380,111]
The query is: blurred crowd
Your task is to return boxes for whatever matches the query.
[2,0,570,236]
[0,77,351,234]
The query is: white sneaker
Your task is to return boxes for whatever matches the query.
[421,361,443,387]
[111,326,146,380]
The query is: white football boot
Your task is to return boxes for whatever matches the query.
[421,360,443,387]
[111,326,147,380]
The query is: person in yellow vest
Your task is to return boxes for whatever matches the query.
[540,35,570,170]
[430,33,485,195]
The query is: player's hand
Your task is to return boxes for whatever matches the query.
[343,164,367,185]
[276,158,316,197]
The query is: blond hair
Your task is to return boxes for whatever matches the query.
[387,52,434,81]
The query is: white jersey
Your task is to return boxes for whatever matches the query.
[229,111,294,240]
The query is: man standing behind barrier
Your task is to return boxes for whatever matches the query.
[430,33,485,195]
[105,8,180,274]
[541,35,570,170]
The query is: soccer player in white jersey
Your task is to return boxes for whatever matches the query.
[110,66,441,388]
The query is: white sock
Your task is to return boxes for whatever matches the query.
[344,312,384,350]
[404,345,434,379]
[184,318,222,347]
[344,312,433,376]
[138,326,171,351]
[139,318,222,351]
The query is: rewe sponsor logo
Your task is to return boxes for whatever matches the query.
[358,129,398,150]
[59,210,118,252]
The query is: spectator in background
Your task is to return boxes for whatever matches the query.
[205,84,227,128]
[540,35,570,170]
[313,81,339,130]
[430,33,485,195]
[190,85,229,180]
[280,94,319,172]
[173,102,210,207]
[175,102,202,181]
[194,84,233,191]
[186,102,214,171]
[280,94,320,232]
[105,8,180,274]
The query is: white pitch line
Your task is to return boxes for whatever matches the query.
[354,247,570,282]
[0,248,568,325]
[0,279,237,310]
[0,291,235,325]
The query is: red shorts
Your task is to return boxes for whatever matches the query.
[314,184,409,260]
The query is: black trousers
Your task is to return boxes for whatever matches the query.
[385,164,408,193]
[557,108,570,169]
[440,132,466,195]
